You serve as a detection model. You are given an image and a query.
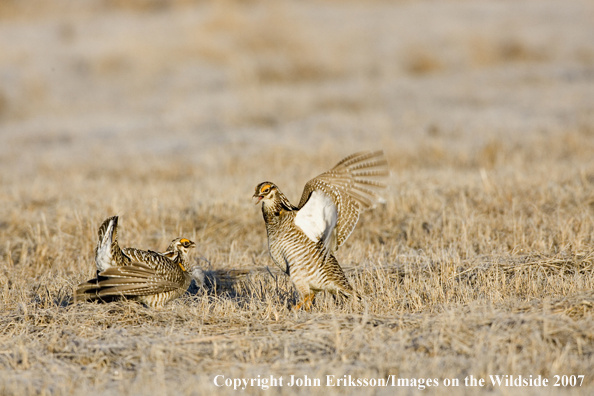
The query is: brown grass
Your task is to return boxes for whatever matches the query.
[1,131,594,395]
[1,0,594,395]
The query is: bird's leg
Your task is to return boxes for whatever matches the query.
[303,293,314,310]
[294,293,315,311]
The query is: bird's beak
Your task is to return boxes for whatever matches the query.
[253,194,263,204]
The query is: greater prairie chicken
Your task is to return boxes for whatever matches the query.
[77,216,203,307]
[75,237,199,307]
[94,216,204,286]
[253,150,389,310]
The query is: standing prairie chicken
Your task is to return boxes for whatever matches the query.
[253,150,389,310]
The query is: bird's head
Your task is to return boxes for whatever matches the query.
[253,182,278,205]
[165,237,196,257]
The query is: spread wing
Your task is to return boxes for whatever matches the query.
[75,260,185,300]
[295,150,389,250]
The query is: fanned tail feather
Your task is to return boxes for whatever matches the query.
[94,216,119,272]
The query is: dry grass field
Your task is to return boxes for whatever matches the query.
[1,0,594,395]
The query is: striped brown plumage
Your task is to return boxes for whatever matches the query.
[75,237,197,308]
[94,216,198,274]
[77,216,201,307]
[253,150,389,310]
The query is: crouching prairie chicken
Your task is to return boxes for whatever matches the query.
[253,150,389,310]
[75,216,204,307]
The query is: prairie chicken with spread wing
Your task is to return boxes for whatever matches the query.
[94,216,204,287]
[253,150,389,310]
[75,237,199,307]
[77,215,204,307]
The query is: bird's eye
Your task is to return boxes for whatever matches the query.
[263,187,270,194]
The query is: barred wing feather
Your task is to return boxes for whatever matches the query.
[296,150,389,249]
[94,262,183,297]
